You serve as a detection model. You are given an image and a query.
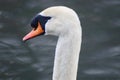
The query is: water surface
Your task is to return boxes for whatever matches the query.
[0,0,120,80]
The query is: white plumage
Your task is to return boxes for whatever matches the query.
[23,6,82,80]
[41,6,82,80]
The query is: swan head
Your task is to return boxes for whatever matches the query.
[23,6,80,41]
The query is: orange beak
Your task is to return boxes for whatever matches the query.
[23,22,44,41]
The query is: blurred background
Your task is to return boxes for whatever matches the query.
[0,0,120,80]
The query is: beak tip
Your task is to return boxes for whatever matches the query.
[22,37,27,41]
[23,39,25,41]
[22,34,31,41]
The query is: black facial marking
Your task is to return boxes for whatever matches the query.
[31,15,51,31]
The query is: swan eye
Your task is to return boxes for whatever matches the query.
[31,15,51,31]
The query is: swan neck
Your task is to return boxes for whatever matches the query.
[53,33,81,80]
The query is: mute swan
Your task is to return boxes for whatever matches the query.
[23,6,82,80]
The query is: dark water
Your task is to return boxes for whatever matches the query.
[0,0,120,80]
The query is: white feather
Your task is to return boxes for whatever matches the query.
[40,6,82,80]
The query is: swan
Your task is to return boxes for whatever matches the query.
[23,6,82,80]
